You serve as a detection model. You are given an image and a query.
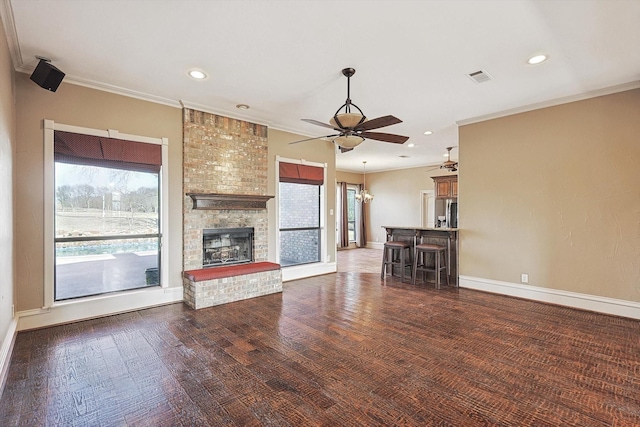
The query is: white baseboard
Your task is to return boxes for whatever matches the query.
[17,286,184,331]
[0,318,18,399]
[367,242,384,250]
[282,262,337,282]
[460,275,640,320]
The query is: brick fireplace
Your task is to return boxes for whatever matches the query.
[182,109,281,309]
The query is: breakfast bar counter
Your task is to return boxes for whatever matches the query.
[382,226,459,286]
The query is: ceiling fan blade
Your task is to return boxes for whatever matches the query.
[440,163,458,172]
[355,115,402,131]
[339,146,354,153]
[360,131,409,144]
[289,134,339,145]
[301,119,341,131]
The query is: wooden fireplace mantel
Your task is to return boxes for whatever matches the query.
[187,193,274,210]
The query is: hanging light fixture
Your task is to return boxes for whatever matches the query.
[355,161,374,203]
[330,68,367,149]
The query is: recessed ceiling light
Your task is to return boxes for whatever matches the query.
[423,130,433,135]
[527,54,548,65]
[236,104,250,110]
[188,69,207,79]
[407,143,415,148]
[443,153,449,157]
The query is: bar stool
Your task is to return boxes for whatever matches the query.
[381,240,412,282]
[412,243,449,289]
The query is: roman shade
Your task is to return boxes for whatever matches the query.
[278,162,324,185]
[54,130,162,173]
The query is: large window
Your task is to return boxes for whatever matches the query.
[52,129,163,301]
[278,160,325,267]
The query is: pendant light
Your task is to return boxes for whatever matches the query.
[355,161,374,203]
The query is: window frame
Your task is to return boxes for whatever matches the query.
[43,120,169,308]
[346,185,357,243]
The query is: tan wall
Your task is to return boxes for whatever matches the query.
[15,74,183,311]
[267,129,336,263]
[336,170,363,184]
[365,167,456,244]
[459,89,640,302]
[0,19,16,348]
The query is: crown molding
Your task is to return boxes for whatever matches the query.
[456,80,640,126]
[265,123,318,139]
[65,75,181,108]
[14,65,182,109]
[0,0,23,70]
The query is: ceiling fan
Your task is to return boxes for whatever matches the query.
[290,68,409,152]
[427,146,458,172]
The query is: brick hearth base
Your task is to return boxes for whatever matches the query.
[182,262,282,310]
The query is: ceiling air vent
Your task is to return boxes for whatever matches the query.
[467,69,493,84]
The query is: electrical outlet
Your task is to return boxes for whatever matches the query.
[521,273,529,284]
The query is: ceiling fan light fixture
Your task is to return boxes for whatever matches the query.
[330,112,365,129]
[295,67,406,149]
[333,134,364,148]
[441,160,457,169]
[439,146,459,171]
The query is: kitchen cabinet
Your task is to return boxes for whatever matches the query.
[432,175,458,199]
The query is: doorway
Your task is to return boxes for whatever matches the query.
[420,190,436,228]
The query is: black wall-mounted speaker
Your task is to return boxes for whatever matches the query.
[30,59,65,92]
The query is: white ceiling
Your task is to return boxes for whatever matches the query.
[2,0,640,172]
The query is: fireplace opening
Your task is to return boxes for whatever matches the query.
[203,227,254,268]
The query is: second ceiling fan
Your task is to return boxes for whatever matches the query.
[291,68,409,152]
[426,146,459,172]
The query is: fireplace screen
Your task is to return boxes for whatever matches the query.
[203,227,254,267]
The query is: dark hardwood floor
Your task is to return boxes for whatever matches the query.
[2,248,640,426]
